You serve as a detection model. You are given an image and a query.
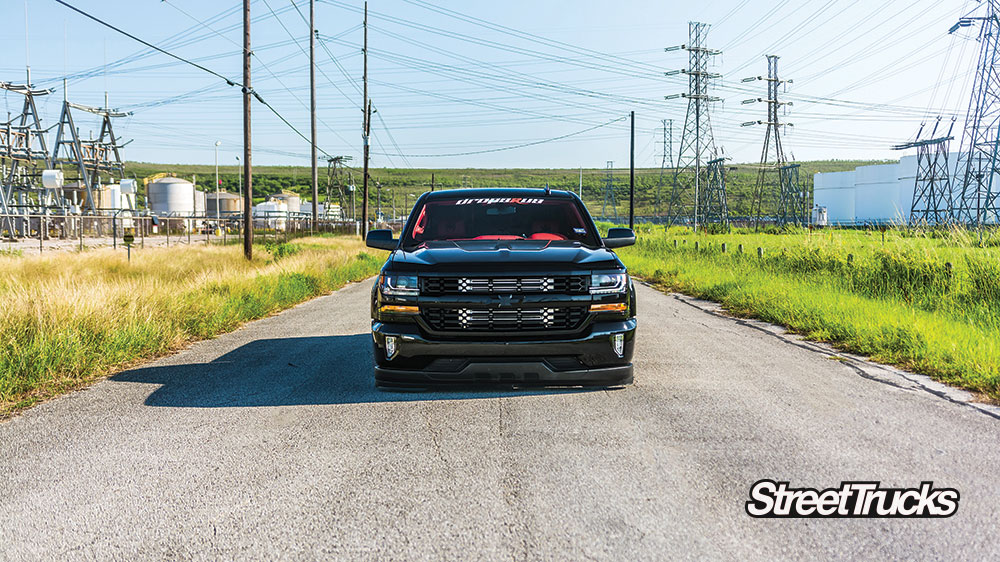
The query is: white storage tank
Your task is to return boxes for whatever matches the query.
[148,177,196,215]
[254,200,288,230]
[896,155,919,223]
[855,163,905,224]
[813,170,855,225]
[271,191,301,214]
[194,190,206,216]
[300,201,325,216]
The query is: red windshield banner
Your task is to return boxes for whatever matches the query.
[453,197,545,205]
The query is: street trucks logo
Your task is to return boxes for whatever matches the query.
[454,197,545,205]
[746,480,959,518]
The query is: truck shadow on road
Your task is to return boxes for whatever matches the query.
[112,334,595,407]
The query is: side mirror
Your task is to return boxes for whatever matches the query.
[602,227,636,249]
[366,229,397,251]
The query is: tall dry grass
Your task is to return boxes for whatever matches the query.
[0,236,381,416]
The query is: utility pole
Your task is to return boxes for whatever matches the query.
[431,172,435,192]
[743,54,793,227]
[579,167,583,199]
[361,1,369,239]
[664,22,722,231]
[309,0,318,230]
[215,140,221,221]
[629,111,635,229]
[242,0,253,259]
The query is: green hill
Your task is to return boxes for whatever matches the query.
[125,159,890,220]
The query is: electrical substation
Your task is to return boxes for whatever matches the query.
[6,1,1000,246]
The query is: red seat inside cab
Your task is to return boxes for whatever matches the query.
[528,219,567,241]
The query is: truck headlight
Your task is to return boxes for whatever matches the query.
[590,272,628,294]
[380,274,419,296]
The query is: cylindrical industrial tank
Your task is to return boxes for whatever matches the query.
[254,200,288,230]
[271,191,301,214]
[855,163,901,224]
[194,190,206,216]
[896,155,919,224]
[206,192,242,217]
[148,177,196,215]
[813,170,855,225]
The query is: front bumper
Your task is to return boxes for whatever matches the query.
[371,318,636,387]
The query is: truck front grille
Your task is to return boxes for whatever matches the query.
[421,276,587,295]
[422,307,587,332]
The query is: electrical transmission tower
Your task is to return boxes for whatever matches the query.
[0,81,53,237]
[602,161,619,222]
[51,99,129,214]
[778,164,805,225]
[655,119,673,218]
[325,155,353,220]
[953,0,1000,227]
[664,22,723,230]
[892,117,955,225]
[743,55,796,227]
[703,157,729,227]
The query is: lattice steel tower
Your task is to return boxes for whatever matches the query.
[664,22,722,229]
[743,55,796,227]
[602,160,619,222]
[703,157,729,227]
[0,82,53,237]
[954,0,1000,227]
[325,155,353,220]
[893,117,955,225]
[654,119,673,217]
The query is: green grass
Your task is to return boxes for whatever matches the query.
[616,225,1000,401]
[0,236,382,418]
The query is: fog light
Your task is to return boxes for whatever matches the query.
[380,304,419,314]
[385,336,398,360]
[612,333,624,358]
[590,302,627,312]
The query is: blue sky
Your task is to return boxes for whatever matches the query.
[0,0,980,169]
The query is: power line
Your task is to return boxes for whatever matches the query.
[52,0,241,88]
[370,115,626,158]
[54,0,336,159]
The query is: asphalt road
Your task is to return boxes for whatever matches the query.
[3,280,1000,561]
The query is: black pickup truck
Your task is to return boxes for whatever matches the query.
[366,188,636,389]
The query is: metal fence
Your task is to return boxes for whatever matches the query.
[0,212,365,253]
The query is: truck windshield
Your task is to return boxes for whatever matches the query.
[403,196,599,247]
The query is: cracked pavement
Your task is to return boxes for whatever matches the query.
[2,281,1000,560]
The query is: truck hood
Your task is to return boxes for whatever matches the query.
[388,240,623,273]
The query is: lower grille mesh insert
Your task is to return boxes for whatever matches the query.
[422,307,586,331]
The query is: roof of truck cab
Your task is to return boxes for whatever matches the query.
[422,188,576,200]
